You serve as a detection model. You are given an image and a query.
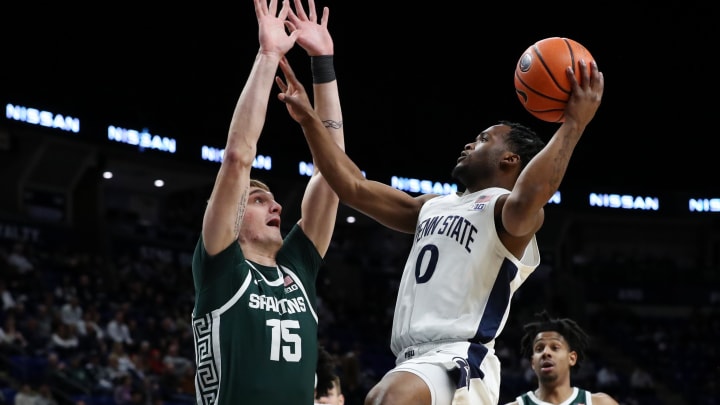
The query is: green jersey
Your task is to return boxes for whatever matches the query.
[516,387,593,404]
[191,225,321,405]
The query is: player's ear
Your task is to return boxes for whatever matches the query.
[499,152,520,171]
[568,350,578,367]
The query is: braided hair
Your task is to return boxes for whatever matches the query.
[497,120,545,171]
[519,310,590,369]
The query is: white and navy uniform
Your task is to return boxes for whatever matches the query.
[388,187,540,405]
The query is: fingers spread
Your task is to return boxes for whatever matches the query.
[275,76,287,92]
[292,0,309,19]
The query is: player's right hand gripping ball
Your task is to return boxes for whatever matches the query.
[514,37,595,123]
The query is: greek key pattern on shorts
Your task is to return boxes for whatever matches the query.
[194,314,218,405]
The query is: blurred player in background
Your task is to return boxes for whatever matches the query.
[316,345,345,405]
[505,310,619,405]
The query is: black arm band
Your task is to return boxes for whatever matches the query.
[311,55,336,84]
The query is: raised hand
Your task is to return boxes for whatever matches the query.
[564,59,604,129]
[254,0,298,57]
[276,57,317,124]
[286,0,333,56]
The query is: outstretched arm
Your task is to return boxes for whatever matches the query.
[201,0,297,256]
[285,0,344,256]
[502,59,604,239]
[276,58,428,234]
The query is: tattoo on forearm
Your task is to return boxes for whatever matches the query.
[322,119,343,129]
[235,188,248,238]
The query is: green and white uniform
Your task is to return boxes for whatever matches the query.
[516,387,593,404]
[191,225,320,405]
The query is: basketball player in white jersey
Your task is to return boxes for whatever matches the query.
[276,54,604,404]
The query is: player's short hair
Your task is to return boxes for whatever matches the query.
[250,178,270,192]
[205,178,271,205]
[519,310,590,369]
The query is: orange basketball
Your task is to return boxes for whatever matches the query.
[514,37,595,123]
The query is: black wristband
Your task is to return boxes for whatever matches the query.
[311,55,336,84]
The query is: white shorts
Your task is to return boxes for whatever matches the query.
[388,341,500,405]
[390,361,454,405]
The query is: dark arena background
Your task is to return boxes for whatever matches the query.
[1,3,718,405]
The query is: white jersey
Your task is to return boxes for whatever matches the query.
[390,187,540,356]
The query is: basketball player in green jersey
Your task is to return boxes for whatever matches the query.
[505,311,619,405]
[191,0,345,403]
